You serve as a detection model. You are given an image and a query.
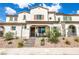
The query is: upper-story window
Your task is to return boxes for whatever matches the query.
[34,15,44,20]
[63,16,72,21]
[14,17,17,21]
[23,25,27,29]
[10,17,13,21]
[49,17,52,20]
[23,15,26,20]
[58,17,60,22]
[11,26,16,30]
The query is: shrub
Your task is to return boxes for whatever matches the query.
[47,28,61,44]
[65,40,71,45]
[40,38,45,46]
[62,37,65,40]
[5,32,14,41]
[16,36,19,39]
[8,41,12,44]
[17,42,24,48]
[48,38,59,44]
[74,38,79,42]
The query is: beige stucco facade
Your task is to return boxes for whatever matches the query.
[0,6,79,39]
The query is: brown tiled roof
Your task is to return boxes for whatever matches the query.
[18,11,30,14]
[48,12,55,14]
[0,21,79,26]
[6,15,18,17]
[26,21,59,24]
[30,6,49,10]
[56,13,79,16]
[0,22,26,26]
[26,21,79,24]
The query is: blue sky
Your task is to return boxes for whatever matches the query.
[0,3,79,22]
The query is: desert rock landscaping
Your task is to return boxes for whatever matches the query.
[34,37,79,48]
[0,37,19,48]
[0,37,79,48]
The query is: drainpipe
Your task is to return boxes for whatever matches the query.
[21,25,23,39]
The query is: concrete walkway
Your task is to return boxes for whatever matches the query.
[0,48,79,55]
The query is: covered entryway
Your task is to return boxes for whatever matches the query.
[68,25,76,36]
[30,25,50,37]
[0,26,4,37]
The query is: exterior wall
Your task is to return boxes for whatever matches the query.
[56,15,64,21]
[48,13,55,21]
[4,25,17,37]
[17,12,30,23]
[72,16,79,21]
[30,7,48,21]
[4,25,29,39]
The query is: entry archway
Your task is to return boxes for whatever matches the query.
[68,25,76,36]
[30,25,50,37]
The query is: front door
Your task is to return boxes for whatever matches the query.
[30,27,35,37]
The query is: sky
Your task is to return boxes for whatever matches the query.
[0,3,79,22]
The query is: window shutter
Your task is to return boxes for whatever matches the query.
[34,15,37,20]
[42,15,44,20]
[15,17,17,21]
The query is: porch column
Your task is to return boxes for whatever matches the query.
[76,26,79,37]
[35,26,36,37]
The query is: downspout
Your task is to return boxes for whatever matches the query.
[21,25,23,39]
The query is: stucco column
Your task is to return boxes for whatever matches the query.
[76,26,79,37]
[21,25,23,39]
[65,28,68,37]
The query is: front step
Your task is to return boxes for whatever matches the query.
[24,37,36,47]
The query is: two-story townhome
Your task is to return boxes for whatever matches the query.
[0,6,79,39]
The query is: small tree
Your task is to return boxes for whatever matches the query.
[5,32,14,40]
[47,28,61,44]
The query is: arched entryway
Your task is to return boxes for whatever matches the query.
[0,26,4,37]
[68,25,76,36]
[30,25,50,37]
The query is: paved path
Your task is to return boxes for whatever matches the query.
[0,48,79,55]
[24,37,35,47]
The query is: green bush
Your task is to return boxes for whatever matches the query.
[16,36,19,39]
[5,32,14,41]
[47,28,61,44]
[17,42,24,48]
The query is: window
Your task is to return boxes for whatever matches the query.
[63,16,72,21]
[23,15,26,20]
[24,25,27,29]
[58,17,60,22]
[34,15,44,20]
[38,27,45,33]
[10,17,13,21]
[11,26,16,30]
[14,17,17,21]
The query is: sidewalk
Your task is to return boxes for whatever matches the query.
[0,48,79,55]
